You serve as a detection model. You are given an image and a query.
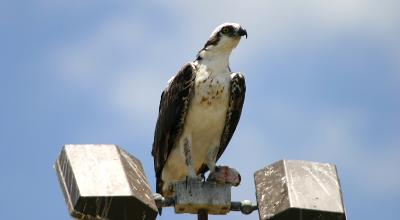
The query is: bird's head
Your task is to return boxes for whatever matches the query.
[197,23,247,60]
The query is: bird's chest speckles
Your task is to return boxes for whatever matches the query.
[194,72,230,106]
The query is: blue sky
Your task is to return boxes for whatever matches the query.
[1,1,399,219]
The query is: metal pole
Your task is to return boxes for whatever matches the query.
[198,209,208,220]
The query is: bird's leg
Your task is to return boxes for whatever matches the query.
[183,137,201,189]
[205,148,223,184]
[207,146,219,175]
[183,137,196,177]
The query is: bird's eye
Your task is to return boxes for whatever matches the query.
[221,27,230,34]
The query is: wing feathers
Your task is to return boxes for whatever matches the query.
[152,63,195,194]
[217,73,246,161]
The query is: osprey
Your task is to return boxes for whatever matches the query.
[152,23,247,197]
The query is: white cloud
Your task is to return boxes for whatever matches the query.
[47,0,400,120]
[162,0,400,47]
[107,68,164,127]
[44,2,400,213]
[49,17,150,85]
[306,109,400,194]
[46,15,177,129]
[226,104,400,197]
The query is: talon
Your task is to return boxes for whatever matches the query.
[201,173,206,182]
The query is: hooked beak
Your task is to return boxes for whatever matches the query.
[237,27,247,39]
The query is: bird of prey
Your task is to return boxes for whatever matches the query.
[152,23,247,197]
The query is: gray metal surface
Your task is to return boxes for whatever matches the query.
[230,200,258,215]
[55,144,157,220]
[254,160,346,220]
[174,180,231,215]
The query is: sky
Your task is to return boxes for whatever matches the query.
[1,0,399,219]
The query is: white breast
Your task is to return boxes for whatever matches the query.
[183,45,233,153]
[185,66,231,168]
[160,62,232,196]
[161,64,231,186]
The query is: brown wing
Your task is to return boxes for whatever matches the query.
[151,63,195,194]
[217,73,246,161]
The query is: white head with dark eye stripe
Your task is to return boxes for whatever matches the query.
[197,23,247,61]
[210,23,247,39]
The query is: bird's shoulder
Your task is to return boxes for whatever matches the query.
[165,62,196,89]
[152,62,196,158]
